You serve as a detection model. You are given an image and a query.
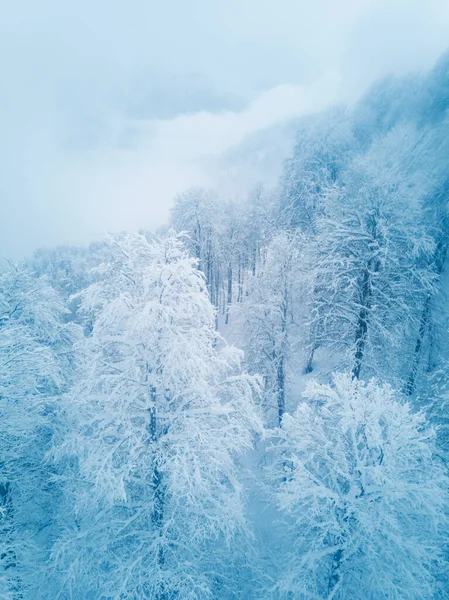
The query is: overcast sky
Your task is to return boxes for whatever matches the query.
[2,0,449,258]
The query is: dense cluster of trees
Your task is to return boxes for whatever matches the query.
[2,53,449,598]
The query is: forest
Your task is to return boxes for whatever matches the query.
[2,52,449,599]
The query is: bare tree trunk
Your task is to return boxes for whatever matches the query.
[405,296,431,395]
[304,279,322,374]
[237,258,243,303]
[148,385,166,600]
[305,342,318,374]
[0,480,22,599]
[277,357,285,426]
[277,284,288,425]
[327,506,352,599]
[405,238,447,395]
[352,268,371,380]
[214,272,220,330]
[251,245,257,277]
[225,263,232,325]
[327,548,343,599]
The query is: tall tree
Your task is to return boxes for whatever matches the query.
[51,232,261,599]
[310,125,436,382]
[279,108,354,232]
[171,188,221,307]
[0,265,78,600]
[271,373,448,599]
[239,232,303,426]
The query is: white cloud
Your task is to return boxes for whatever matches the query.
[1,0,449,258]
[43,72,342,250]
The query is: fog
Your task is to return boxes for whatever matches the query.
[1,0,449,258]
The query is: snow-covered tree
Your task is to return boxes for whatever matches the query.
[218,200,249,323]
[279,108,354,232]
[29,243,101,300]
[239,232,304,426]
[171,187,222,307]
[171,186,276,322]
[310,125,436,382]
[0,265,79,599]
[244,183,276,277]
[51,231,261,599]
[270,373,448,599]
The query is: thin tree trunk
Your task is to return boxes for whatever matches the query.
[405,238,447,395]
[327,548,343,599]
[304,278,322,374]
[305,342,318,374]
[148,385,165,578]
[225,264,232,325]
[405,296,431,395]
[327,506,352,599]
[237,258,243,303]
[214,271,220,330]
[0,480,22,599]
[251,246,257,277]
[277,285,288,425]
[352,268,371,380]
[277,356,285,426]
